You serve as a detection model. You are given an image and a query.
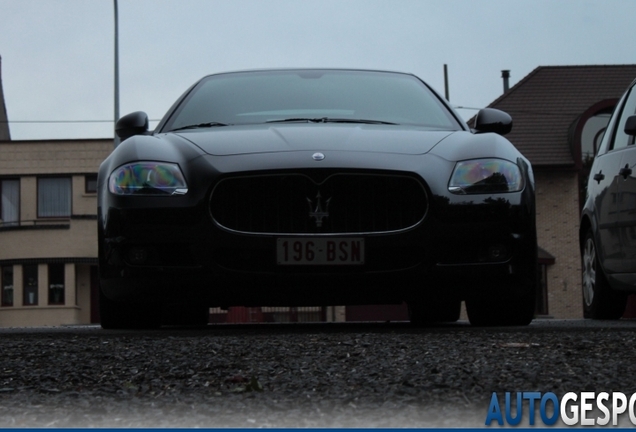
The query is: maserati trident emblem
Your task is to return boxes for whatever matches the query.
[307,191,331,227]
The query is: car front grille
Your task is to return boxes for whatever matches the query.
[209,172,428,234]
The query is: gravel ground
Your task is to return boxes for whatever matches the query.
[1,319,636,428]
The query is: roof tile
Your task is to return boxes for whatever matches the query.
[485,65,636,166]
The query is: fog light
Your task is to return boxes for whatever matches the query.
[128,247,148,264]
[488,245,507,260]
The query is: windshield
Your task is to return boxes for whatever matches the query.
[161,70,463,132]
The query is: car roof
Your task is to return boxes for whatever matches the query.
[199,68,419,80]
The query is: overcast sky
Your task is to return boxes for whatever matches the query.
[1,0,635,140]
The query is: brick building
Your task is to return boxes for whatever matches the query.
[0,139,112,326]
[0,55,115,327]
[484,65,636,318]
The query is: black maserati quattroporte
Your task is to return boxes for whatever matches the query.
[98,69,537,328]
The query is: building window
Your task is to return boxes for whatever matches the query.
[1,179,20,227]
[38,177,71,218]
[48,263,65,305]
[23,265,38,306]
[1,266,13,307]
[85,175,98,194]
[581,112,612,163]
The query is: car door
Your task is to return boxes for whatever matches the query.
[590,141,623,273]
[615,84,636,273]
[588,84,636,274]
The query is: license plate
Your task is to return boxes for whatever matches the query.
[277,238,365,265]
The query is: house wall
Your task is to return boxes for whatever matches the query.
[0,262,91,327]
[535,170,582,318]
[0,140,110,327]
[0,219,96,261]
[0,140,112,175]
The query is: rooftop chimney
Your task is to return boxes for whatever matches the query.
[501,70,510,93]
[0,55,10,141]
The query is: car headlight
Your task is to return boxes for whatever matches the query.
[448,158,523,194]
[108,162,188,195]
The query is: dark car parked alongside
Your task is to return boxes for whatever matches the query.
[581,78,636,319]
[98,69,537,329]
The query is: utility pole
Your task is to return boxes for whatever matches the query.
[113,0,120,147]
[443,64,449,102]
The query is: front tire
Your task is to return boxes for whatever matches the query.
[409,296,461,325]
[162,303,210,326]
[466,262,536,326]
[99,289,161,330]
[465,286,535,326]
[467,235,538,326]
[581,230,627,319]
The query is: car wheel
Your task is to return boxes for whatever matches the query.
[465,294,532,326]
[162,303,210,326]
[465,268,536,328]
[581,230,627,319]
[466,288,535,326]
[408,296,461,325]
[99,289,161,330]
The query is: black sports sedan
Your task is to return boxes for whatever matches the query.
[580,78,636,319]
[98,69,537,329]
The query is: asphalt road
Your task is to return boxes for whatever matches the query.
[1,319,635,428]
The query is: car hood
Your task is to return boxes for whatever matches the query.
[172,124,455,156]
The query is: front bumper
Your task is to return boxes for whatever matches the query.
[99,190,536,307]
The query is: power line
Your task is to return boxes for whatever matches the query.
[1,120,161,124]
[3,120,112,124]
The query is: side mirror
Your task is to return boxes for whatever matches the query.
[474,108,513,136]
[115,111,149,141]
[625,115,636,136]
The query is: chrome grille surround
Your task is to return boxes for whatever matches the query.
[209,172,428,235]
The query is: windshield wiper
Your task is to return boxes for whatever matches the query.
[265,117,399,125]
[170,121,229,132]
[323,118,399,125]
